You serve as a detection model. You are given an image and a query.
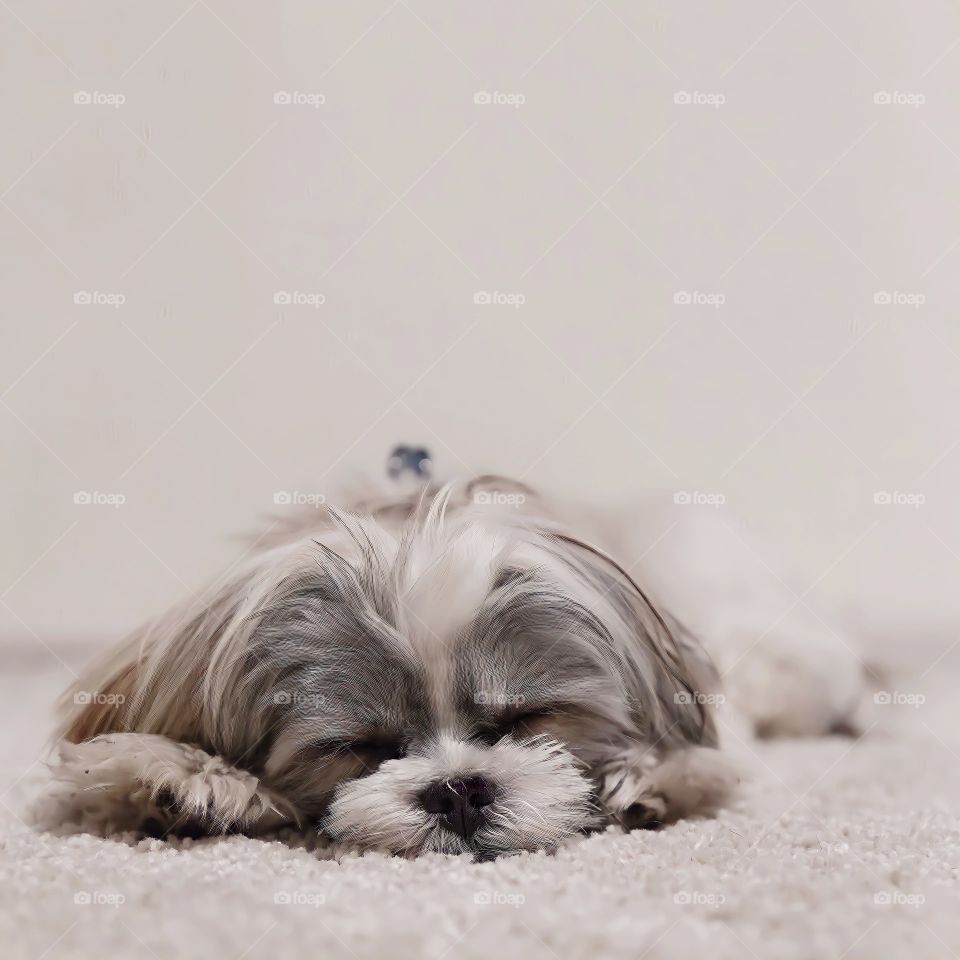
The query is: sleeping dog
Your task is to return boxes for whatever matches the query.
[52,476,864,857]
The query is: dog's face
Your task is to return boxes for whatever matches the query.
[249,500,714,857]
[267,559,631,857]
[61,484,716,857]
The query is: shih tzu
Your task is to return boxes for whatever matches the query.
[50,470,864,858]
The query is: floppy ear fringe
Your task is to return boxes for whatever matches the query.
[552,531,721,748]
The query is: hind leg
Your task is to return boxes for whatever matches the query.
[52,733,295,837]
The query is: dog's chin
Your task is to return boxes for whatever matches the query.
[320,735,599,858]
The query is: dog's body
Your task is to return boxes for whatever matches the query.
[52,476,864,857]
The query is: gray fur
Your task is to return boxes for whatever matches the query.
[53,478,734,855]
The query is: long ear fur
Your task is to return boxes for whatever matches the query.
[57,510,404,763]
[543,531,720,748]
[57,539,315,753]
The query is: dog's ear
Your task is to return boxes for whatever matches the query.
[56,566,255,749]
[56,525,392,759]
[550,533,720,748]
[57,605,210,747]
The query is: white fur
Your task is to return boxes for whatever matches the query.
[602,746,742,824]
[49,734,292,835]
[47,476,866,856]
[323,734,597,857]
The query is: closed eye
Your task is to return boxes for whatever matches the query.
[349,739,406,761]
[322,738,406,764]
[505,708,555,729]
[474,707,560,745]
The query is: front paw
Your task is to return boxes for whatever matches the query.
[598,746,739,831]
[618,802,664,831]
[600,768,667,832]
[51,734,292,838]
[135,748,293,838]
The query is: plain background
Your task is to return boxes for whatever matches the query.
[2,1,959,654]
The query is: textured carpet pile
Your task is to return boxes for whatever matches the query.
[2,643,959,960]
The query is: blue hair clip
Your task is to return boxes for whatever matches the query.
[387,445,432,482]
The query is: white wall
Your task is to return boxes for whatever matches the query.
[2,1,959,649]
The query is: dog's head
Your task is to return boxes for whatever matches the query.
[62,481,716,857]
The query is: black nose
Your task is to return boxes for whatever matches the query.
[421,775,495,840]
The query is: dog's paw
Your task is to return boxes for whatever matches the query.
[139,753,282,838]
[600,763,666,831]
[145,747,282,834]
[599,745,740,830]
[617,801,664,831]
[51,734,293,837]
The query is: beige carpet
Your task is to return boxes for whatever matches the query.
[2,640,959,960]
